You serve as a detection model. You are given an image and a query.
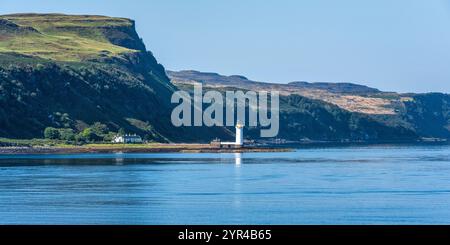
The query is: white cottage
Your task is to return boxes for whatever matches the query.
[113,134,143,144]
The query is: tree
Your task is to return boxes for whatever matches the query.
[103,132,117,142]
[118,128,125,136]
[78,128,102,142]
[91,122,109,136]
[44,127,60,139]
[59,128,75,141]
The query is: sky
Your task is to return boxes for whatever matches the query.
[2,0,450,93]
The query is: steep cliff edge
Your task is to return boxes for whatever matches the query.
[0,14,230,142]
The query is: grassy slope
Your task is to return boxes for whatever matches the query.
[0,14,135,61]
[0,14,233,142]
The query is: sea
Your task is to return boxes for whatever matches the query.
[0,144,450,224]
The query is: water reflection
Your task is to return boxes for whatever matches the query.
[114,152,124,165]
[234,153,242,166]
[233,153,242,217]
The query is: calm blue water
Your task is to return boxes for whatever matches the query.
[1,144,450,224]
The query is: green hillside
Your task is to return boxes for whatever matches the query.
[0,13,231,142]
[1,14,448,144]
[0,14,141,61]
[172,71,450,142]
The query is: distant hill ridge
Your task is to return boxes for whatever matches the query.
[288,81,380,94]
[168,70,380,94]
[169,70,450,141]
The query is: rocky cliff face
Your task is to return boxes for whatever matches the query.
[0,14,231,142]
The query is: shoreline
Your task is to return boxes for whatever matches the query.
[1,140,448,155]
[0,144,293,154]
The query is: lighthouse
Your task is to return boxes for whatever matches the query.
[210,122,245,149]
[235,122,244,146]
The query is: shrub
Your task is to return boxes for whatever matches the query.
[44,127,60,139]
[91,122,109,135]
[77,128,102,142]
[118,128,125,136]
[59,128,76,141]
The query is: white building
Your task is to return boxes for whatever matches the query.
[210,122,244,148]
[113,134,143,144]
[235,122,244,146]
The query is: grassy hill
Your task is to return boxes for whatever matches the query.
[0,14,142,61]
[0,14,231,142]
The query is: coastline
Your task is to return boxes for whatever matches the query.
[0,144,293,154]
[1,139,449,155]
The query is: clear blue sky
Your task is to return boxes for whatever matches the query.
[2,0,450,93]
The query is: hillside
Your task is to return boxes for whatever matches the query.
[168,70,402,115]
[1,14,449,144]
[168,70,380,94]
[169,70,450,141]
[0,14,142,61]
[0,14,231,142]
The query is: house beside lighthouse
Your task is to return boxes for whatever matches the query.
[210,122,245,149]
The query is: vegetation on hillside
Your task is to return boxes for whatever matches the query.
[1,14,449,144]
[171,71,450,142]
[0,14,141,61]
[0,14,231,143]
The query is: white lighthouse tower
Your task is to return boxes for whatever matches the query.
[210,122,245,149]
[235,122,244,146]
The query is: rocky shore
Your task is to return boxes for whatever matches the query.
[0,145,292,154]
